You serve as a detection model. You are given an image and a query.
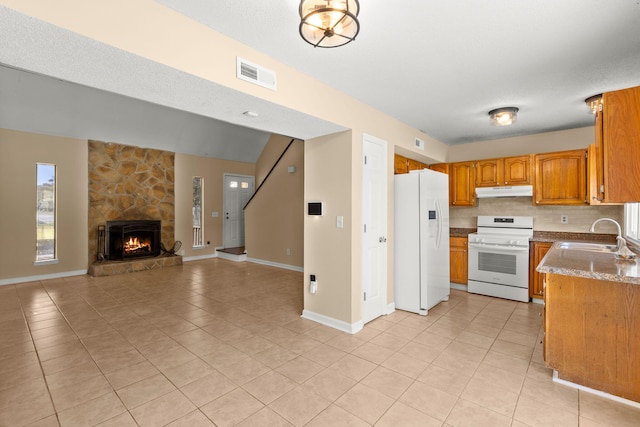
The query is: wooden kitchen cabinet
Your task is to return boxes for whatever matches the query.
[475,155,532,187]
[450,161,476,206]
[394,154,427,174]
[394,154,409,174]
[529,241,552,299]
[545,273,640,402]
[534,149,587,205]
[450,236,468,284]
[592,85,640,203]
[429,163,449,175]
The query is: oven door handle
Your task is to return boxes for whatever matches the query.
[468,242,530,252]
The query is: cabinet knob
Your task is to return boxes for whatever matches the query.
[536,201,540,204]
[505,181,508,184]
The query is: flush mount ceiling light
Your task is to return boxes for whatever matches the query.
[299,0,360,48]
[488,107,519,126]
[585,94,603,114]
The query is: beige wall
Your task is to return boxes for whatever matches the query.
[174,153,255,259]
[447,127,594,162]
[245,139,303,268]
[255,134,295,186]
[0,128,88,283]
[450,198,623,234]
[304,132,353,323]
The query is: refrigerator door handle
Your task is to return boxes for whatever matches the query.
[435,199,442,249]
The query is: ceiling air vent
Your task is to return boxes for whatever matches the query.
[236,57,277,91]
[414,137,425,151]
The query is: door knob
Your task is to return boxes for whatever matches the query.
[379,237,387,243]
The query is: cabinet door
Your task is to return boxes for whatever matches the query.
[429,163,449,175]
[529,242,552,299]
[504,155,532,185]
[534,150,587,205]
[450,237,468,284]
[602,86,640,202]
[475,159,502,187]
[407,158,426,171]
[450,162,476,206]
[394,154,408,175]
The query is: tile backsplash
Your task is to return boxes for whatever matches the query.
[450,197,624,234]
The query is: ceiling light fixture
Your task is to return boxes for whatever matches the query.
[299,0,360,48]
[585,94,603,114]
[488,107,519,126]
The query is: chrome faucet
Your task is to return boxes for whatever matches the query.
[589,218,636,259]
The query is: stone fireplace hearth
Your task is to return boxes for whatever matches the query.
[88,140,180,276]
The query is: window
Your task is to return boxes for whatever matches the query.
[192,177,204,247]
[36,163,56,262]
[624,202,640,244]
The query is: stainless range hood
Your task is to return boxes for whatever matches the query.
[475,185,533,198]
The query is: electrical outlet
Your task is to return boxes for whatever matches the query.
[561,215,569,224]
[286,248,291,256]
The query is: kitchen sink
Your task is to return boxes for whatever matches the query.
[556,242,617,253]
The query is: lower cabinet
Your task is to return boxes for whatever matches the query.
[529,241,552,299]
[450,236,468,284]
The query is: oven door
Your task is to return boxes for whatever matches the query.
[467,242,530,288]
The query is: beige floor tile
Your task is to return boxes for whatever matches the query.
[92,348,146,374]
[45,361,103,391]
[461,377,519,417]
[116,373,176,409]
[375,401,442,427]
[520,376,579,414]
[130,389,196,427]
[306,404,369,426]
[334,382,395,424]
[180,370,238,407]
[303,324,342,343]
[200,388,264,426]
[146,345,198,371]
[237,407,294,427]
[482,350,530,376]
[446,398,512,427]
[94,411,138,426]
[220,356,271,385]
[24,414,61,427]
[455,330,496,349]
[497,328,538,348]
[49,373,113,411]
[416,364,471,396]
[0,361,46,391]
[330,353,377,381]
[270,386,331,426]
[578,390,640,427]
[242,370,297,404]
[274,356,324,384]
[57,391,126,427]
[162,357,215,388]
[490,339,534,360]
[360,366,413,399]
[303,367,357,401]
[471,363,525,394]
[399,381,458,421]
[350,341,395,365]
[381,351,429,379]
[0,377,56,426]
[164,410,215,426]
[201,343,250,369]
[514,393,579,426]
[302,343,348,367]
[104,360,160,390]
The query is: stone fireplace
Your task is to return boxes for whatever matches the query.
[88,140,180,276]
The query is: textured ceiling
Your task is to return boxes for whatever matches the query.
[158,0,640,145]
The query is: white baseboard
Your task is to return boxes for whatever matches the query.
[385,302,396,315]
[552,370,640,410]
[0,269,87,286]
[216,251,247,262]
[247,257,303,272]
[183,253,217,262]
[531,298,544,305]
[450,282,468,291]
[302,309,363,334]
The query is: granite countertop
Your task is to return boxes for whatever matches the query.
[531,231,617,244]
[450,228,476,237]
[537,241,640,285]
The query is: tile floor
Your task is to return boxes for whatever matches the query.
[1,259,639,426]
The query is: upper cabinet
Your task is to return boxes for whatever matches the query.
[394,154,427,175]
[475,155,532,187]
[429,163,449,175]
[592,86,640,203]
[450,161,476,206]
[534,149,587,205]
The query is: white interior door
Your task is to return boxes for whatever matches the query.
[223,174,254,248]
[362,134,388,324]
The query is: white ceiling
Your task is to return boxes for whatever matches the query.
[1,1,639,162]
[157,0,640,144]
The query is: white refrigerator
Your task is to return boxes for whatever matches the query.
[394,169,450,315]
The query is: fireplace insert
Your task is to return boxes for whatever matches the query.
[106,220,161,260]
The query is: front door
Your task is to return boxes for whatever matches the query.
[362,134,388,324]
[223,174,255,248]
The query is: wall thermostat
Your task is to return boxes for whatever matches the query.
[308,202,323,216]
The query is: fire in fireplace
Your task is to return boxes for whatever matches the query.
[105,220,161,260]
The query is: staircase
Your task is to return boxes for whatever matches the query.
[216,246,247,262]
